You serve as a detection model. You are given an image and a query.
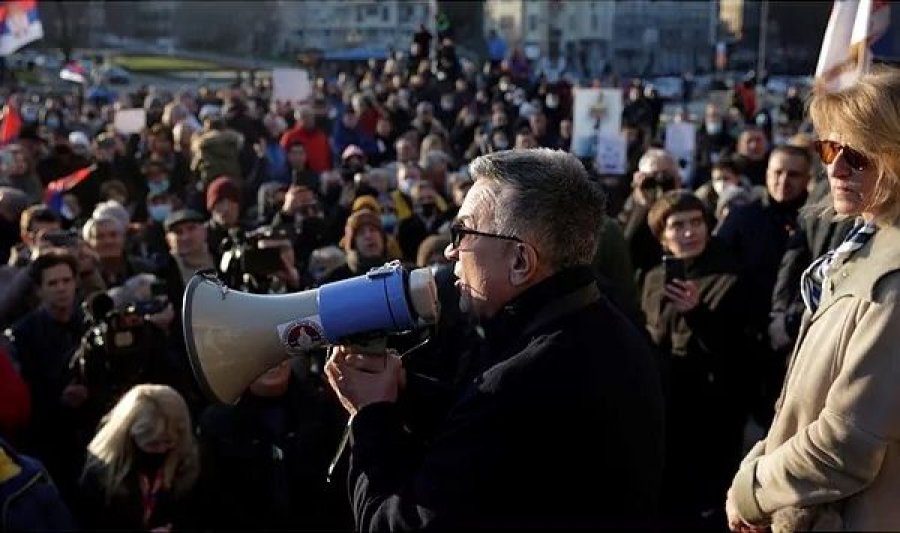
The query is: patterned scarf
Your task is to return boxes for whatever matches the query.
[800,218,877,313]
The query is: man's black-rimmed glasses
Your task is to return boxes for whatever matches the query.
[449,224,523,249]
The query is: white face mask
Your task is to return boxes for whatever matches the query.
[712,178,726,195]
[706,120,722,135]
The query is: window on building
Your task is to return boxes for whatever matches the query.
[382,5,390,22]
[357,7,363,23]
[365,4,378,17]
[400,4,413,22]
[591,13,598,29]
[529,14,537,32]
[500,15,514,30]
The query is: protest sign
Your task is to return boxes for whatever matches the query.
[572,88,622,161]
[272,68,312,105]
[113,108,146,135]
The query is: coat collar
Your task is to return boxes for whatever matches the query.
[811,220,900,321]
[479,266,598,358]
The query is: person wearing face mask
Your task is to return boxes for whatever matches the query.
[271,184,329,282]
[397,181,448,262]
[136,159,178,223]
[694,156,753,221]
[642,191,751,531]
[140,189,179,263]
[694,104,737,189]
[76,385,199,530]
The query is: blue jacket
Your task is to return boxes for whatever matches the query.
[0,438,76,531]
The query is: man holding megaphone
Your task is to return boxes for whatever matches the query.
[324,149,666,529]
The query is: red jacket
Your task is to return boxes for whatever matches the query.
[0,346,30,440]
[280,127,333,173]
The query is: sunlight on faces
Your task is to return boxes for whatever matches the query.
[661,210,708,259]
[446,181,515,319]
[90,219,125,259]
[822,132,879,217]
[766,151,810,204]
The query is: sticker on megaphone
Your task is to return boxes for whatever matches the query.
[276,315,325,356]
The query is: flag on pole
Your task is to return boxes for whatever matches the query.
[0,102,21,144]
[815,0,891,92]
[44,165,94,214]
[0,0,43,56]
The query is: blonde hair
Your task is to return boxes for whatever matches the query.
[83,384,198,503]
[808,66,900,223]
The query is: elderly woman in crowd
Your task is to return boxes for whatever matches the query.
[76,384,199,530]
[641,190,751,530]
[727,67,900,532]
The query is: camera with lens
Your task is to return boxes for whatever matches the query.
[220,225,294,293]
[640,172,677,191]
[69,291,165,414]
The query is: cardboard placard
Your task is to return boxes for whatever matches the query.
[572,88,622,160]
[113,108,147,135]
[665,122,697,184]
[272,68,312,105]
[595,133,627,175]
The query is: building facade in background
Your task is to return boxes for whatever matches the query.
[273,0,437,58]
[484,0,614,77]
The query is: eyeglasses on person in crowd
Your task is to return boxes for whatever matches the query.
[449,224,523,249]
[813,140,871,172]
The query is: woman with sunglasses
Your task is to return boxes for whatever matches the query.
[727,67,900,532]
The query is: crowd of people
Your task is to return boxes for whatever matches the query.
[1,25,899,531]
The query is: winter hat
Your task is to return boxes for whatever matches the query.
[205,176,241,211]
[351,195,382,214]
[340,208,382,251]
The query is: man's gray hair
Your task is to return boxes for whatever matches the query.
[82,214,125,241]
[468,149,606,270]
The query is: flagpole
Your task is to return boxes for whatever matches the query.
[757,0,769,84]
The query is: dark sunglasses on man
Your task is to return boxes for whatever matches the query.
[813,140,871,172]
[449,224,522,249]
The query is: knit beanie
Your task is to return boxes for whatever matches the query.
[206,176,241,211]
[340,208,383,251]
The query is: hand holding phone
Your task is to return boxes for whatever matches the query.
[662,255,686,285]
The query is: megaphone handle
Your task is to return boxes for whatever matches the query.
[327,419,352,484]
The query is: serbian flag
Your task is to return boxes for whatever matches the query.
[0,102,21,144]
[60,60,87,84]
[0,0,43,56]
[44,165,94,214]
[815,0,891,92]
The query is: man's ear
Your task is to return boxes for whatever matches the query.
[509,242,539,287]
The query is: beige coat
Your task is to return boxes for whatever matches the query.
[731,220,900,532]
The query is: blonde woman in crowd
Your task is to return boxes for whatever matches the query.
[76,384,199,531]
[727,67,900,532]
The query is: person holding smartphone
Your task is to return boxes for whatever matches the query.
[641,190,752,530]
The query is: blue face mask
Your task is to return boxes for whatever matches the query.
[381,213,397,233]
[148,203,172,222]
[148,179,170,196]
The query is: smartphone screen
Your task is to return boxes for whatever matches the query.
[663,255,686,285]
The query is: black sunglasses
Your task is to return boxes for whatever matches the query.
[813,140,870,172]
[449,224,522,249]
